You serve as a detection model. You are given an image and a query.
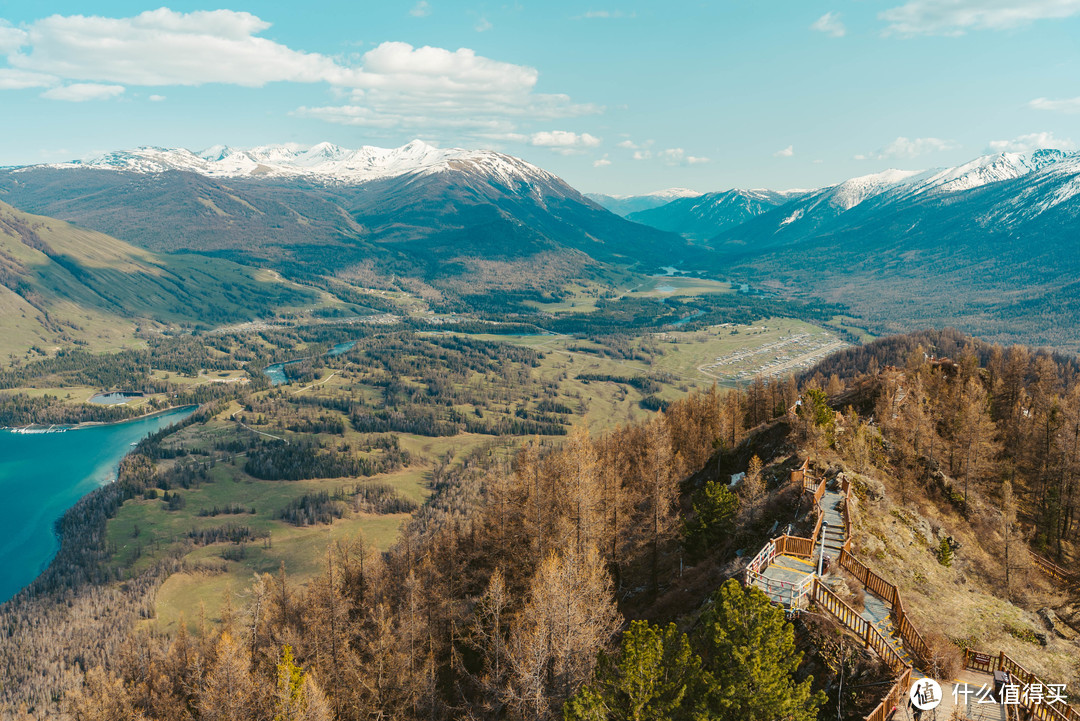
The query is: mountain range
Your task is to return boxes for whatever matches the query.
[1,142,691,296]
[700,149,1080,347]
[5,141,1080,348]
[626,188,808,241]
[585,188,701,216]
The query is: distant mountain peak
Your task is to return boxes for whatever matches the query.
[34,140,553,187]
[604,187,702,201]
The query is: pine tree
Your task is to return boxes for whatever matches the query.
[937,537,953,568]
[564,621,705,721]
[273,645,306,721]
[684,480,738,558]
[696,580,823,721]
[739,455,765,527]
[957,378,999,517]
[508,546,621,719]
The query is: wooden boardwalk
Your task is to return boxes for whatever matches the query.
[744,462,1080,721]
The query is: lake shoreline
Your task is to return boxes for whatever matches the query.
[1,403,200,434]
[0,404,200,605]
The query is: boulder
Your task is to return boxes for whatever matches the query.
[1039,608,1079,641]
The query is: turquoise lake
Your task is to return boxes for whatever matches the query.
[0,406,196,603]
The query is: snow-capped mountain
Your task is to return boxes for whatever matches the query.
[709,148,1080,347]
[586,188,702,216]
[713,149,1080,249]
[628,188,809,240]
[1,140,694,285]
[39,139,564,189]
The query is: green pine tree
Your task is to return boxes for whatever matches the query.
[696,580,824,721]
[564,620,705,721]
[937,538,953,567]
[684,479,739,558]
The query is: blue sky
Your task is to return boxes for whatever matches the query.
[1,1,1079,194]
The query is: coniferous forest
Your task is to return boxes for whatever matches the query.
[1,328,1079,720]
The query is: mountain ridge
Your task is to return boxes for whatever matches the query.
[627,188,809,241]
[0,199,316,355]
[585,188,702,216]
[29,139,568,189]
[0,143,696,296]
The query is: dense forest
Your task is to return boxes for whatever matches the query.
[3,328,1080,720]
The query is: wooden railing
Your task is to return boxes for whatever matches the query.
[812,475,827,505]
[811,579,913,721]
[865,667,911,721]
[777,533,815,559]
[1030,551,1076,586]
[834,477,933,671]
[792,457,810,489]
[963,649,1078,721]
[812,579,908,671]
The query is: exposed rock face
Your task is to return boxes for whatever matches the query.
[1039,608,1079,641]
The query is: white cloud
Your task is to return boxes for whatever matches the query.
[0,21,28,53]
[297,42,599,135]
[881,0,1080,36]
[593,155,611,167]
[7,9,348,87]
[529,130,602,154]
[475,17,493,32]
[988,131,1075,153]
[149,94,166,101]
[1030,96,1080,113]
[410,1,432,18]
[656,148,708,166]
[632,150,651,160]
[41,83,125,101]
[774,145,794,157]
[863,136,957,158]
[811,12,847,38]
[0,68,57,90]
[0,10,598,138]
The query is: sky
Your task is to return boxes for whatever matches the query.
[1,1,1079,194]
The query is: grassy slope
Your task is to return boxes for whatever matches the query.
[0,201,320,358]
[837,466,1079,688]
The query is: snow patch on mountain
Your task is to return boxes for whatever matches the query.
[825,169,928,211]
[603,188,702,201]
[33,140,562,188]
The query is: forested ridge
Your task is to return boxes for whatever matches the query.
[4,328,1080,720]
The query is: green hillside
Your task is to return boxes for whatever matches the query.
[0,200,317,357]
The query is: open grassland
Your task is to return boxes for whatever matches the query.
[146,512,410,633]
[623,275,734,298]
[522,274,733,314]
[91,315,848,630]
[460,319,846,431]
